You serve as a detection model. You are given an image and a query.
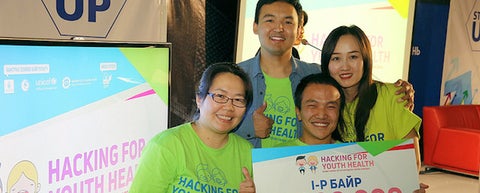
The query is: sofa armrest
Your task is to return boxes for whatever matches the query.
[423,105,480,165]
[423,106,442,164]
[432,127,480,173]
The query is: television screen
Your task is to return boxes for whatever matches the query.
[0,39,170,192]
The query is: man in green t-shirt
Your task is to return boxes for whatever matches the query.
[275,73,429,193]
[276,73,345,147]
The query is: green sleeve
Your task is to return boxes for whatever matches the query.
[129,134,178,192]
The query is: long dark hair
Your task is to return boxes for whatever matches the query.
[192,62,253,121]
[320,25,378,142]
[294,73,346,142]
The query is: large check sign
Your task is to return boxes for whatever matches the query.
[252,139,419,193]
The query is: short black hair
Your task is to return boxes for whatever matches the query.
[296,155,305,160]
[254,0,303,25]
[192,62,253,120]
[294,73,346,142]
[301,10,308,26]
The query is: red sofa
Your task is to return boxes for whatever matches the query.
[422,105,480,176]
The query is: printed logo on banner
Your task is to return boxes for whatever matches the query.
[4,79,14,94]
[41,0,127,38]
[21,79,30,92]
[467,0,480,51]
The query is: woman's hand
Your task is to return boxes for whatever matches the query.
[239,167,256,193]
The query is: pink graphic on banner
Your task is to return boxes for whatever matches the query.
[126,89,156,101]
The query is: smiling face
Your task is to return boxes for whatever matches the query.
[196,72,247,134]
[297,83,341,145]
[327,34,364,94]
[9,173,38,193]
[253,1,299,56]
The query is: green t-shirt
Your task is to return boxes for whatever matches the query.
[129,123,253,193]
[341,83,422,142]
[261,73,298,147]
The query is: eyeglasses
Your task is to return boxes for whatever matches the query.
[207,92,247,108]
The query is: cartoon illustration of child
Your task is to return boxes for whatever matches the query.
[307,156,319,173]
[7,160,40,193]
[296,156,307,175]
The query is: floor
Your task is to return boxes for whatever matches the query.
[419,166,479,193]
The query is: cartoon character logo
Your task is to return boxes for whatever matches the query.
[195,163,227,186]
[296,156,306,175]
[307,155,319,173]
[7,160,41,193]
[265,94,291,114]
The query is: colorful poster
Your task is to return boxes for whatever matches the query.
[0,42,170,193]
[252,139,419,193]
[440,0,480,105]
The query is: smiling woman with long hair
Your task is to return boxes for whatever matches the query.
[320,25,422,169]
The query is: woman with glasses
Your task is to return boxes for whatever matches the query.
[129,62,256,193]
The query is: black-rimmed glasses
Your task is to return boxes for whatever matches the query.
[207,92,247,108]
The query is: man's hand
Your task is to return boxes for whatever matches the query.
[253,102,273,138]
[239,167,255,193]
[394,79,415,111]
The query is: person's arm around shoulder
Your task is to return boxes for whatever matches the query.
[393,79,415,111]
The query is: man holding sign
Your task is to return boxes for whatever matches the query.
[251,73,428,193]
